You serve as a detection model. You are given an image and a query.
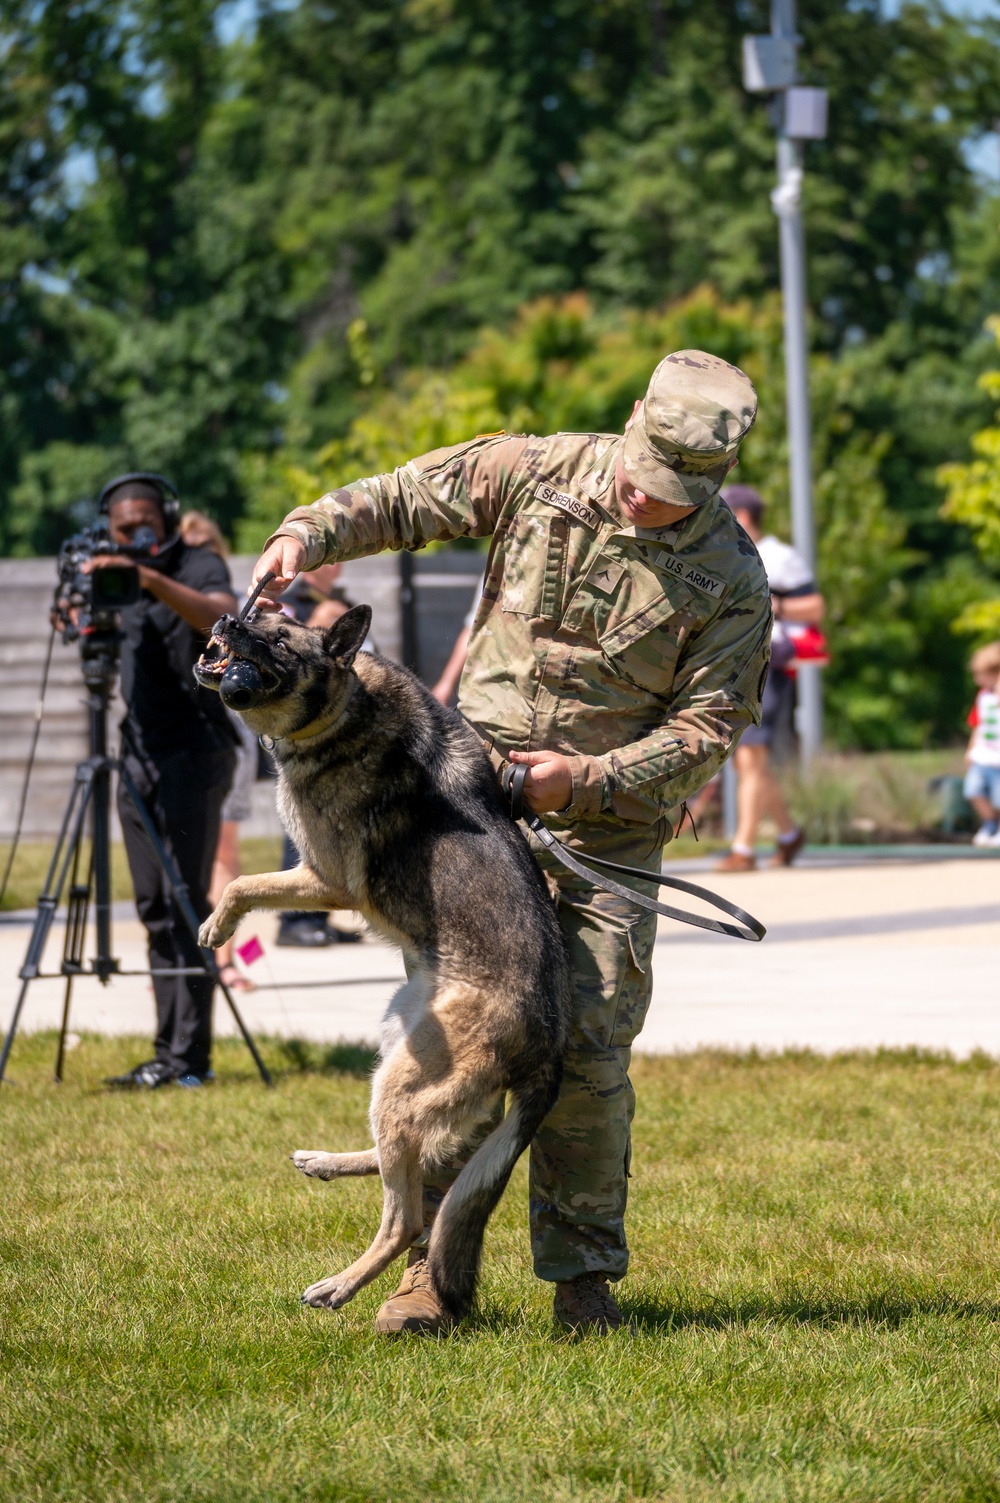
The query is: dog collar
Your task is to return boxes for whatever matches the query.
[269,679,357,750]
[276,709,344,747]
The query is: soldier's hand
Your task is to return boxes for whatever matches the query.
[508,750,573,814]
[251,537,307,604]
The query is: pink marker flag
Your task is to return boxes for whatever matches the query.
[236,935,265,967]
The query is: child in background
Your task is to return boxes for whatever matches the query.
[965,641,1000,848]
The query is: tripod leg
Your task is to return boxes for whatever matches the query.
[54,974,76,1084]
[213,974,273,1087]
[0,977,32,1085]
[116,760,272,1088]
[0,768,95,1086]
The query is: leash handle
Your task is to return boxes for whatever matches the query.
[500,762,764,943]
[506,761,529,823]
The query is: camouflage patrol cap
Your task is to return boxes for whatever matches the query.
[621,350,758,507]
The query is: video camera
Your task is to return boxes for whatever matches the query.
[52,522,158,642]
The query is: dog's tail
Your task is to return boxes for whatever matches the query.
[426,1060,562,1319]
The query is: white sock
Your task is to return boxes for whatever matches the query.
[732,842,754,857]
[777,827,801,845]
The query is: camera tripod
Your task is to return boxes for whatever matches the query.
[0,636,271,1087]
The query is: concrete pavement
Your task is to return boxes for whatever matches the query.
[1,852,997,1059]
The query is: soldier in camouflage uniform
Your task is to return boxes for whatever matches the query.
[251,351,771,1335]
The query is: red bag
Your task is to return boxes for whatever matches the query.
[788,623,830,668]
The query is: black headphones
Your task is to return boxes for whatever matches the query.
[97,472,180,532]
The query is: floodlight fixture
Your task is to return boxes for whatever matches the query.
[784,86,828,140]
[742,35,797,93]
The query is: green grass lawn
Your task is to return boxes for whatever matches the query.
[4,1039,1000,1501]
[0,838,284,912]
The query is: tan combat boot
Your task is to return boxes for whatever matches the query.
[374,1249,454,1336]
[715,849,757,873]
[553,1272,625,1335]
[769,828,806,867]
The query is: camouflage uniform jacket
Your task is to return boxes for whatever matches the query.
[270,431,772,833]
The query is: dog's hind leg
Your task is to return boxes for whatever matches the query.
[291,1149,380,1180]
[300,1139,424,1310]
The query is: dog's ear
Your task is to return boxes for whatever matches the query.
[323,603,372,668]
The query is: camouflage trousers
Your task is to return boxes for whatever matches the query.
[419,815,664,1284]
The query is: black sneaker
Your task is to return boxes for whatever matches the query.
[329,927,363,944]
[276,919,335,947]
[105,1059,177,1090]
[175,1070,215,1089]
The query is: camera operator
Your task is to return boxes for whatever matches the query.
[86,474,239,1089]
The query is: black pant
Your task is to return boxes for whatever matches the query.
[280,834,319,926]
[118,742,235,1076]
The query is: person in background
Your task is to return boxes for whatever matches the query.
[431,574,484,705]
[964,641,1000,848]
[94,478,238,1088]
[278,562,346,623]
[180,511,257,990]
[716,483,824,873]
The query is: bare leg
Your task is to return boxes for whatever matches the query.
[971,794,996,825]
[759,757,798,836]
[733,744,797,849]
[198,866,352,950]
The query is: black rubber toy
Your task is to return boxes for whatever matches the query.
[220,658,264,710]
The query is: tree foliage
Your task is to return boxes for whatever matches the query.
[2,0,1000,742]
[938,315,1000,639]
[240,288,988,747]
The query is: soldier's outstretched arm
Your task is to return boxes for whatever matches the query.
[561,594,773,823]
[251,434,530,595]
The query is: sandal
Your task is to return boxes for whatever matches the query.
[218,963,255,993]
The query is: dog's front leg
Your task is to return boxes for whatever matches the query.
[198,867,350,949]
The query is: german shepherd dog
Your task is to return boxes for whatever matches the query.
[194,604,569,1321]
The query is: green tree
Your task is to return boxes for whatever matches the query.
[0,0,289,547]
[579,2,1000,337]
[3,0,1000,746]
[938,314,1000,639]
[240,289,971,747]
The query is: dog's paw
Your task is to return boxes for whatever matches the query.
[301,1275,353,1310]
[291,1150,336,1179]
[197,916,219,948]
[198,911,234,949]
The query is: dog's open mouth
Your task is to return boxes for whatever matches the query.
[196,626,280,701]
[198,632,235,680]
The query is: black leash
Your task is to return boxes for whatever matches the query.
[501,762,765,943]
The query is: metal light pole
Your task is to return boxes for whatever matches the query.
[743,2,827,766]
[398,551,419,675]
